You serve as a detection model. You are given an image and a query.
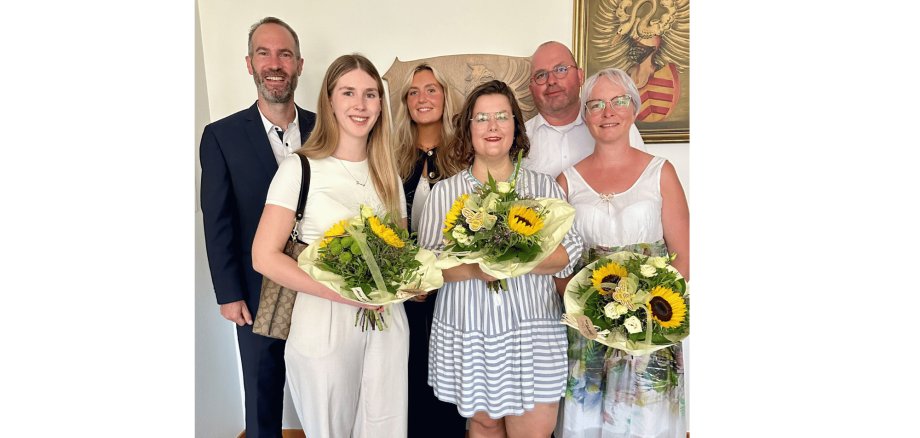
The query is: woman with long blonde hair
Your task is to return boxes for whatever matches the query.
[252,53,409,438]
[393,63,468,437]
[393,63,465,231]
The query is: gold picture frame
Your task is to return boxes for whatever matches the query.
[572,0,689,143]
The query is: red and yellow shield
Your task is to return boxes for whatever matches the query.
[637,63,681,122]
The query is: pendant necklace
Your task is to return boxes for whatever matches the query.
[337,157,369,187]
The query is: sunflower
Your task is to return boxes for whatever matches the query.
[647,286,687,328]
[443,193,470,234]
[369,216,405,248]
[320,220,348,247]
[591,261,628,295]
[507,205,544,236]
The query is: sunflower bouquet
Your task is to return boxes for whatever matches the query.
[562,251,689,355]
[439,152,575,292]
[299,205,443,330]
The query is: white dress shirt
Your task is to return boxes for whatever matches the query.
[258,108,302,165]
[522,113,646,179]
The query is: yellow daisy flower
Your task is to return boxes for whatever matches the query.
[507,205,544,236]
[591,261,628,295]
[369,216,405,248]
[320,220,348,247]
[443,193,470,234]
[647,286,687,328]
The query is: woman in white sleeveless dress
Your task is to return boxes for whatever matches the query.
[555,68,690,438]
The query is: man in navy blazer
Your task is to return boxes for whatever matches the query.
[199,17,315,438]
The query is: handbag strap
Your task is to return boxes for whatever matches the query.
[290,154,311,243]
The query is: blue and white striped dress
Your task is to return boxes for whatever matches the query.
[417,167,584,419]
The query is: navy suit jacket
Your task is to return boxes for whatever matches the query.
[200,102,316,311]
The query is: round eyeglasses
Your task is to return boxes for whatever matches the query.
[470,111,514,125]
[531,64,577,85]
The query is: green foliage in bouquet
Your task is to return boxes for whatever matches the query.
[315,207,422,330]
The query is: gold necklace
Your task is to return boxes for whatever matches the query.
[337,158,369,187]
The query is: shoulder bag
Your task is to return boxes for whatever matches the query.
[252,154,310,340]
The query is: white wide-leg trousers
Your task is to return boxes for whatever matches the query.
[285,293,409,438]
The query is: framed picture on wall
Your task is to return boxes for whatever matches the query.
[572,0,689,143]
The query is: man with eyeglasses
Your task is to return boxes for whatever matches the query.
[523,41,645,178]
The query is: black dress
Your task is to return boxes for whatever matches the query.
[402,148,466,437]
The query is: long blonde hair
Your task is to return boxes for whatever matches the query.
[392,64,463,182]
[298,54,401,218]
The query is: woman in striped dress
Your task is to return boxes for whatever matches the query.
[417,80,584,438]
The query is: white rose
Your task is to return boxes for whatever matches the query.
[623,316,643,334]
[640,264,657,277]
[603,302,618,319]
[496,181,512,194]
[648,256,669,269]
[604,302,627,318]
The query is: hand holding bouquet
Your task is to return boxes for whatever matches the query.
[439,151,575,292]
[562,251,689,355]
[299,205,443,330]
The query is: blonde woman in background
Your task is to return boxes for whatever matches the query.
[394,63,465,232]
[393,63,468,437]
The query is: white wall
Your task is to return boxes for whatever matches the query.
[196,0,690,434]
[195,3,246,436]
